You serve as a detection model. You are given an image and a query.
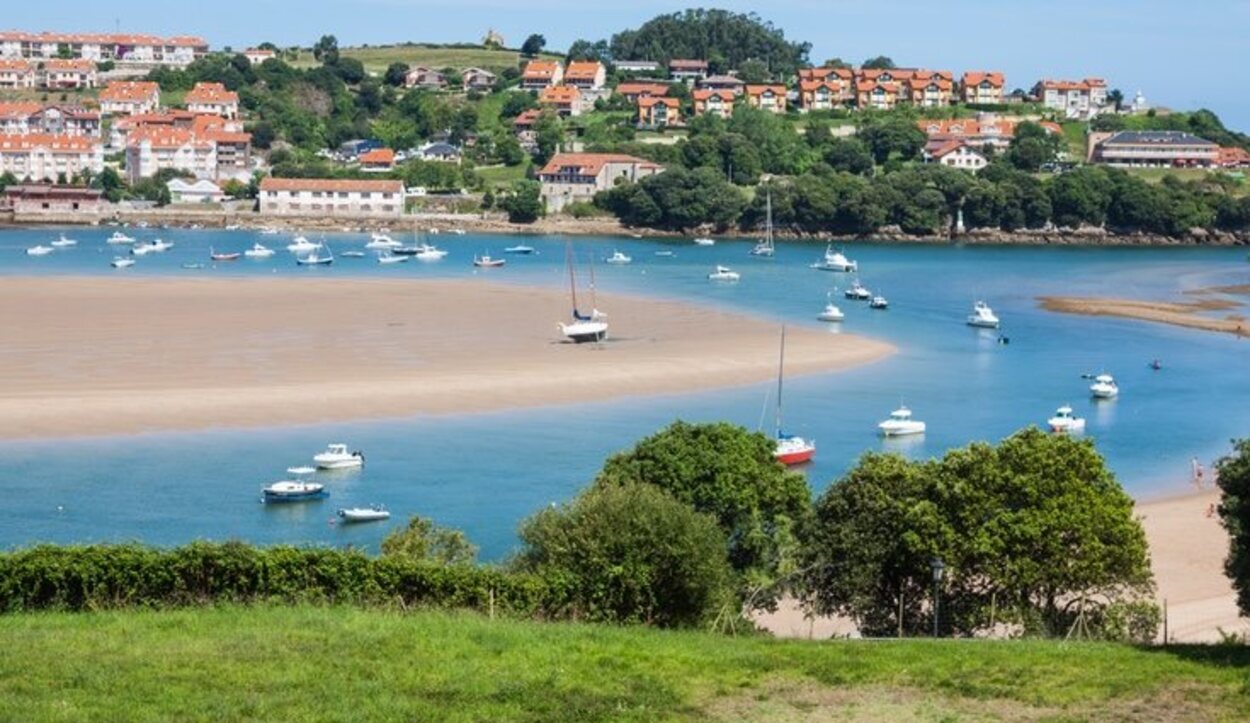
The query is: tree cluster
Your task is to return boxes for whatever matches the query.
[609,9,811,76]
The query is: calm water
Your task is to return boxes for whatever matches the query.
[2,226,1248,559]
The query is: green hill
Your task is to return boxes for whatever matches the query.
[1,605,1246,721]
[290,44,563,74]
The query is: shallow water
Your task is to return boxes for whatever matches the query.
[2,227,1248,559]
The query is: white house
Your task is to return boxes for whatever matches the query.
[185,82,239,120]
[0,133,103,181]
[537,152,663,212]
[928,140,988,171]
[259,178,405,219]
[168,178,226,203]
[1033,78,1108,118]
[99,81,161,116]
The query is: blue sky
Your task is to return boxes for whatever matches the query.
[8,1,1249,130]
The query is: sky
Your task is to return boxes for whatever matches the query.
[7,1,1249,131]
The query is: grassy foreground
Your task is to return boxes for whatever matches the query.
[2,607,1249,721]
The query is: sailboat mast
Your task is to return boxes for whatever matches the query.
[766,190,773,248]
[588,248,599,310]
[566,243,579,312]
[776,325,786,437]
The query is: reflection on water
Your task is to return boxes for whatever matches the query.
[1,230,1249,558]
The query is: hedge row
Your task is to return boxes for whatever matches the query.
[0,542,560,616]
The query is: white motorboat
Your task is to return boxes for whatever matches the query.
[286,236,321,253]
[263,469,327,503]
[966,300,1000,328]
[817,293,844,322]
[313,443,364,470]
[708,265,740,281]
[1047,405,1086,433]
[150,239,174,252]
[750,191,776,257]
[878,406,926,436]
[25,244,54,256]
[811,244,858,272]
[428,227,440,235]
[693,237,715,246]
[259,227,280,235]
[605,250,632,265]
[377,251,408,264]
[473,254,505,268]
[504,244,535,255]
[1089,374,1119,399]
[110,257,135,269]
[50,234,77,248]
[449,229,467,235]
[415,244,448,261]
[870,294,889,309]
[338,505,391,523]
[244,242,275,258]
[844,280,871,300]
[365,233,401,250]
[106,231,135,245]
[131,240,165,256]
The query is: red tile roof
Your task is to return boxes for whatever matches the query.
[693,89,736,102]
[1037,78,1107,91]
[359,148,395,165]
[539,86,580,104]
[538,152,662,177]
[522,60,561,80]
[0,59,33,72]
[745,84,786,97]
[0,31,206,47]
[962,71,1005,88]
[99,81,160,103]
[564,61,603,81]
[615,82,670,97]
[185,82,238,105]
[513,109,543,127]
[44,59,96,72]
[0,133,98,153]
[259,178,404,193]
[638,96,680,109]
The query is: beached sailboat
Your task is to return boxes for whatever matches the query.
[749,191,775,257]
[772,326,815,465]
[558,245,609,343]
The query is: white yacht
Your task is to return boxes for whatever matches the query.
[966,300,1000,328]
[844,280,871,300]
[338,506,391,523]
[415,244,448,261]
[817,293,844,322]
[693,237,715,246]
[25,244,54,256]
[708,265,740,281]
[107,231,136,245]
[50,234,77,248]
[811,244,857,272]
[878,406,926,437]
[244,242,276,258]
[1047,405,1086,434]
[286,236,321,253]
[110,257,135,269]
[1089,374,1119,399]
[377,251,408,264]
[605,250,632,265]
[365,233,401,250]
[869,294,889,309]
[150,239,174,252]
[313,444,364,470]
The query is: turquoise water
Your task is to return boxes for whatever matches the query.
[2,226,1249,560]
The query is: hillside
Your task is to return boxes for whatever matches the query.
[1,606,1247,721]
[289,43,563,74]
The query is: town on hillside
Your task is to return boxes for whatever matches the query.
[0,18,1247,239]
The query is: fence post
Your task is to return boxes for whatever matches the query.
[489,587,496,620]
[1162,598,1168,646]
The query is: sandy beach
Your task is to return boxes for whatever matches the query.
[1039,294,1249,338]
[0,276,894,439]
[756,486,1247,643]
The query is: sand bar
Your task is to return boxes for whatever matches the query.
[0,277,894,439]
[1039,295,1249,338]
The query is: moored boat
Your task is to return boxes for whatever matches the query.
[771,327,815,465]
[558,244,609,343]
[313,443,364,470]
[473,254,505,268]
[25,244,54,256]
[1089,373,1119,399]
[811,244,858,272]
[111,257,135,268]
[338,505,391,523]
[244,242,275,258]
[605,250,632,265]
[817,293,844,322]
[106,231,135,245]
[693,237,715,246]
[209,247,241,261]
[50,234,77,248]
[708,265,740,281]
[263,468,328,503]
[878,406,926,436]
[966,300,1000,328]
[844,280,871,300]
[1047,405,1086,433]
[504,244,535,255]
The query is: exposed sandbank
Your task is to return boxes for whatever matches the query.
[0,276,894,439]
[1039,294,1250,338]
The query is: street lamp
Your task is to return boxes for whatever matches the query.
[930,557,945,638]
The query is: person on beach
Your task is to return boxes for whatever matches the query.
[1192,457,1205,488]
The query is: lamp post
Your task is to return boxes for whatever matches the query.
[930,557,945,638]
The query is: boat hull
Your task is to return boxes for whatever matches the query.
[338,508,391,523]
[775,447,815,465]
[560,321,608,343]
[263,490,328,502]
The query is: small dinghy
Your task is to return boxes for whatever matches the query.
[25,245,54,256]
[210,248,241,261]
[340,251,366,258]
[337,506,391,523]
[111,257,135,269]
[474,254,505,268]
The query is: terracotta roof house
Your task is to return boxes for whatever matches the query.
[926,139,988,171]
[243,48,275,65]
[692,89,736,119]
[1033,78,1108,117]
[461,67,497,91]
[564,61,606,90]
[98,81,161,115]
[0,132,104,180]
[669,59,708,82]
[537,152,664,212]
[521,60,563,89]
[961,71,1005,104]
[615,82,671,102]
[42,58,97,89]
[358,147,396,172]
[185,82,240,119]
[855,80,900,110]
[637,96,681,128]
[798,79,849,110]
[404,66,447,90]
[539,85,582,117]
[0,59,36,89]
[745,84,787,114]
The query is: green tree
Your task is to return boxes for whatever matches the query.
[1006,122,1063,172]
[383,62,410,87]
[533,111,563,165]
[499,179,543,222]
[1217,440,1250,616]
[520,34,547,58]
[495,134,526,166]
[804,428,1155,638]
[0,171,16,191]
[312,34,339,66]
[380,515,478,564]
[862,55,896,69]
[500,91,539,119]
[334,57,366,85]
[859,118,926,164]
[513,483,734,628]
[609,9,810,76]
[594,421,811,595]
[823,138,874,175]
[736,58,771,84]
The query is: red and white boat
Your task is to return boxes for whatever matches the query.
[771,326,815,466]
[210,247,241,261]
[473,254,505,268]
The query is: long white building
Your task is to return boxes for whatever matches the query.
[0,134,103,181]
[0,31,207,67]
[258,178,405,219]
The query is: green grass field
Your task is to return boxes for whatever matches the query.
[477,162,531,189]
[290,45,563,74]
[2,606,1248,721]
[1060,121,1088,159]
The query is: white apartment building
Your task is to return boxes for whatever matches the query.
[99,81,161,116]
[184,82,239,120]
[0,32,208,67]
[42,58,97,89]
[259,178,405,219]
[0,134,103,181]
[0,59,35,89]
[0,103,101,137]
[1033,78,1108,117]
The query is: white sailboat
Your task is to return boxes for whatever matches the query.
[558,244,608,343]
[811,244,858,272]
[749,191,775,257]
[50,233,77,248]
[772,326,815,465]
